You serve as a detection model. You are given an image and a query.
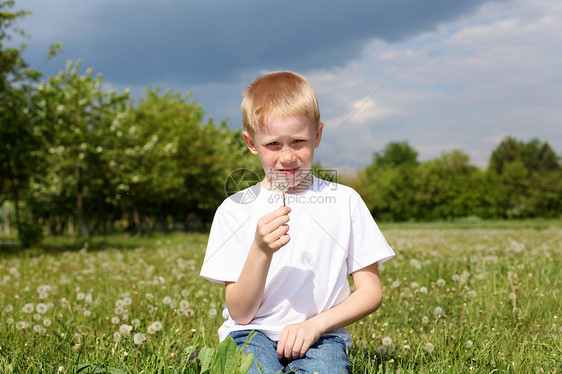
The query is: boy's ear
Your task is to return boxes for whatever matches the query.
[314,122,324,149]
[242,130,259,155]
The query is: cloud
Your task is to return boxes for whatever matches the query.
[14,0,498,86]
[9,0,560,171]
[310,0,562,168]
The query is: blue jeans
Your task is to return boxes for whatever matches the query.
[228,330,350,374]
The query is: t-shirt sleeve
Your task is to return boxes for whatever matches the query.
[200,202,250,284]
[347,191,395,274]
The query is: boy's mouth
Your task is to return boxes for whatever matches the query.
[277,168,299,176]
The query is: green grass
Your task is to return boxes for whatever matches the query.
[1,222,561,373]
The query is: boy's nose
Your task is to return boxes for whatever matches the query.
[280,147,297,163]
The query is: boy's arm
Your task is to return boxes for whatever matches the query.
[276,262,383,360]
[225,206,291,325]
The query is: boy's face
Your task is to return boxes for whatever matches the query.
[242,114,324,193]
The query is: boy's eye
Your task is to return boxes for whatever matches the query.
[267,142,279,146]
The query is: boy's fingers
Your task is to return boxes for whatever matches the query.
[263,214,290,234]
[281,332,296,359]
[262,205,290,220]
[277,329,288,357]
[266,232,289,250]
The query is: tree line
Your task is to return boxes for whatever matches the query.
[354,139,561,222]
[1,2,561,247]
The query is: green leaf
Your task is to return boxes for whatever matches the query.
[238,351,253,374]
[210,337,238,374]
[197,347,214,373]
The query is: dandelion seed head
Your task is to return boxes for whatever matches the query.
[184,308,194,317]
[36,303,48,314]
[377,345,387,355]
[4,304,14,313]
[163,296,172,304]
[465,340,473,348]
[409,259,421,269]
[508,293,516,300]
[436,279,446,287]
[209,308,217,318]
[452,274,460,282]
[422,316,429,324]
[16,321,30,329]
[111,316,120,325]
[22,303,34,314]
[119,324,133,335]
[410,282,419,289]
[133,333,146,345]
[424,342,434,353]
[433,306,443,318]
[382,336,392,347]
[132,318,141,328]
[85,293,93,304]
[113,332,121,342]
[43,318,51,327]
[420,287,428,294]
[33,324,45,334]
[391,280,400,289]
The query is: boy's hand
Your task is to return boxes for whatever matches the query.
[277,319,323,360]
[253,206,291,255]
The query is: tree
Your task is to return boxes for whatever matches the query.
[120,88,261,233]
[34,60,129,237]
[372,141,419,168]
[358,141,419,221]
[414,150,483,220]
[488,136,561,217]
[0,1,48,246]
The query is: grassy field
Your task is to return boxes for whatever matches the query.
[1,220,561,373]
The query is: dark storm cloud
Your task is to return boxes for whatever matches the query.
[18,0,504,86]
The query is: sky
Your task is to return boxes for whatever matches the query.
[8,0,562,170]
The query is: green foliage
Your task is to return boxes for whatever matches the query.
[357,141,419,221]
[0,1,53,247]
[197,336,253,374]
[31,60,130,237]
[372,140,419,168]
[356,137,561,222]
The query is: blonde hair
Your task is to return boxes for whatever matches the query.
[241,71,320,136]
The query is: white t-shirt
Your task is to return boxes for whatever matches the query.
[200,176,394,351]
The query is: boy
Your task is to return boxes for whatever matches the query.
[200,71,394,373]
